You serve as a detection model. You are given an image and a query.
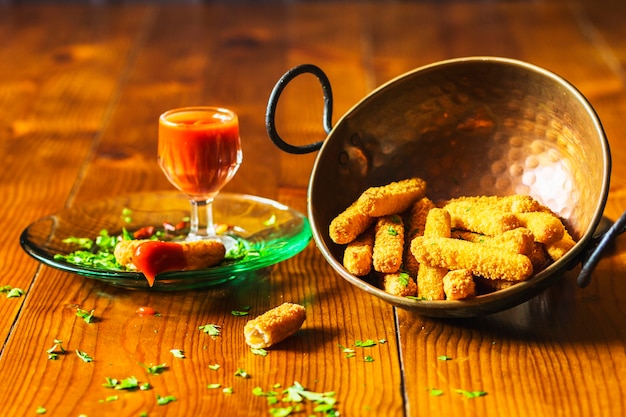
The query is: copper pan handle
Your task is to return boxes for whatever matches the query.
[577,210,626,287]
[265,64,333,154]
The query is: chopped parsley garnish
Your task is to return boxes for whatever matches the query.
[364,356,374,362]
[54,229,122,270]
[255,382,339,416]
[234,368,250,378]
[75,350,93,363]
[354,339,377,348]
[141,363,168,375]
[207,383,222,389]
[387,227,398,236]
[169,349,185,359]
[76,308,95,323]
[198,324,221,337]
[397,272,410,287]
[103,376,151,391]
[251,348,268,356]
[438,355,453,361]
[46,339,65,360]
[427,387,444,397]
[455,389,487,399]
[231,306,250,316]
[1,285,24,298]
[208,364,221,371]
[156,395,177,405]
[35,406,46,414]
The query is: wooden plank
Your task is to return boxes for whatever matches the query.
[0,5,145,350]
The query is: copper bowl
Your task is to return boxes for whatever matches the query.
[266,56,622,318]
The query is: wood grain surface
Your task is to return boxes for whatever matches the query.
[1,1,625,416]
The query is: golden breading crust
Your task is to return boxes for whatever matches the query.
[373,215,405,274]
[403,197,436,277]
[443,269,476,300]
[513,212,565,245]
[244,303,306,349]
[452,227,534,256]
[411,236,533,281]
[444,200,521,236]
[381,273,417,297]
[545,229,576,261]
[343,229,374,276]
[329,201,374,245]
[417,208,451,300]
[446,195,543,213]
[356,178,427,217]
[114,238,225,271]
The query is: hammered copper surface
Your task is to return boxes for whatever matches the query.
[307,57,610,316]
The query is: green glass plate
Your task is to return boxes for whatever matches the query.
[20,191,311,290]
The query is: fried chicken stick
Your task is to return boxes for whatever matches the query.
[417,208,451,300]
[411,236,533,281]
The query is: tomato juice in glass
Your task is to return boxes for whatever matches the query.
[158,107,242,201]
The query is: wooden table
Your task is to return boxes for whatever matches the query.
[1,1,625,416]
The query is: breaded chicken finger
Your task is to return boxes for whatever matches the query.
[411,236,533,281]
[453,227,534,256]
[244,303,306,349]
[343,229,374,276]
[514,211,564,244]
[357,177,427,217]
[373,215,405,273]
[444,200,521,236]
[381,272,417,297]
[403,197,435,277]
[417,208,451,300]
[329,201,374,244]
[545,228,576,261]
[443,269,476,300]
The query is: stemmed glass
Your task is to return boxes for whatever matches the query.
[158,106,242,249]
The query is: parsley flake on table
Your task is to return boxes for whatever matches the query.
[234,368,251,378]
[231,307,250,316]
[427,388,444,397]
[156,395,177,405]
[76,308,95,323]
[207,383,222,389]
[46,339,66,360]
[208,364,220,371]
[222,387,233,394]
[35,406,46,414]
[455,389,487,399]
[76,350,93,362]
[364,356,374,362]
[140,363,168,375]
[198,323,221,337]
[170,349,185,359]
[438,355,453,361]
[103,376,151,391]
[354,339,377,348]
[1,285,25,298]
[337,344,355,357]
[251,347,268,356]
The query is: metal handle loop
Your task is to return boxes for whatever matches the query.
[265,64,333,154]
[577,210,626,287]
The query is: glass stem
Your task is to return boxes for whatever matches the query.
[189,198,216,240]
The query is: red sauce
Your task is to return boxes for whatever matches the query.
[136,306,157,316]
[133,241,187,287]
[158,108,241,200]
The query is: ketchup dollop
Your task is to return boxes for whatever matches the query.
[133,241,187,286]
